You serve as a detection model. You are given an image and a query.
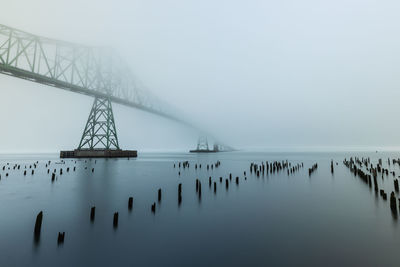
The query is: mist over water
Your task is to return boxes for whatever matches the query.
[2,0,400,151]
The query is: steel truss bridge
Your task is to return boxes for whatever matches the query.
[0,24,232,153]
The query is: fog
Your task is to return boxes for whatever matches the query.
[1,0,400,153]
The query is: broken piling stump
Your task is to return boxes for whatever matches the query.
[113,212,119,228]
[34,211,43,242]
[128,197,133,210]
[90,207,96,221]
[390,192,397,217]
[57,232,65,245]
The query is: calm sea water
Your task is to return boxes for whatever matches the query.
[0,151,400,267]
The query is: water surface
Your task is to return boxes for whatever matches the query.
[0,151,399,266]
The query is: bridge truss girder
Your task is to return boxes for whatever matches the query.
[0,24,180,121]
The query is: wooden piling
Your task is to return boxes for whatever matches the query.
[178,183,182,204]
[198,182,202,198]
[128,197,133,210]
[113,212,119,227]
[390,192,397,216]
[34,211,43,241]
[90,207,95,221]
[57,232,65,244]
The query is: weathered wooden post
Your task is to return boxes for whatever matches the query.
[34,211,43,242]
[90,207,96,221]
[113,212,119,228]
[390,191,397,217]
[128,197,133,210]
[57,232,65,244]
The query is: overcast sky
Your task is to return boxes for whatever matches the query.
[1,0,400,153]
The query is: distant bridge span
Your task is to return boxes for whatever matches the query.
[0,24,232,155]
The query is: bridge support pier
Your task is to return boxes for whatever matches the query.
[190,136,217,153]
[189,136,234,153]
[60,96,137,158]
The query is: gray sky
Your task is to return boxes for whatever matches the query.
[1,0,400,153]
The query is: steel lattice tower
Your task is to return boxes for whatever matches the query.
[78,97,120,150]
[197,136,209,151]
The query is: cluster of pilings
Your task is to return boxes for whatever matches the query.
[249,160,304,178]
[17,154,400,247]
[0,159,95,183]
[150,188,162,213]
[174,160,222,177]
[392,158,400,166]
[0,158,113,246]
[343,156,400,219]
[174,161,189,169]
[287,163,304,175]
[172,159,304,210]
[1,161,42,178]
[343,158,373,188]
[34,193,137,244]
[308,163,318,176]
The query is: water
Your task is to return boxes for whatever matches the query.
[0,151,400,267]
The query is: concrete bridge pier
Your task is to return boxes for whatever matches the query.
[60,96,137,158]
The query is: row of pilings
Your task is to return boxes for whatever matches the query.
[250,160,304,177]
[343,157,400,219]
[0,158,102,183]
[2,157,329,247]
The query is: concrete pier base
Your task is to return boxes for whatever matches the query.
[189,149,218,153]
[60,149,137,158]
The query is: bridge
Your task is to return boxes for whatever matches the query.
[0,24,232,157]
